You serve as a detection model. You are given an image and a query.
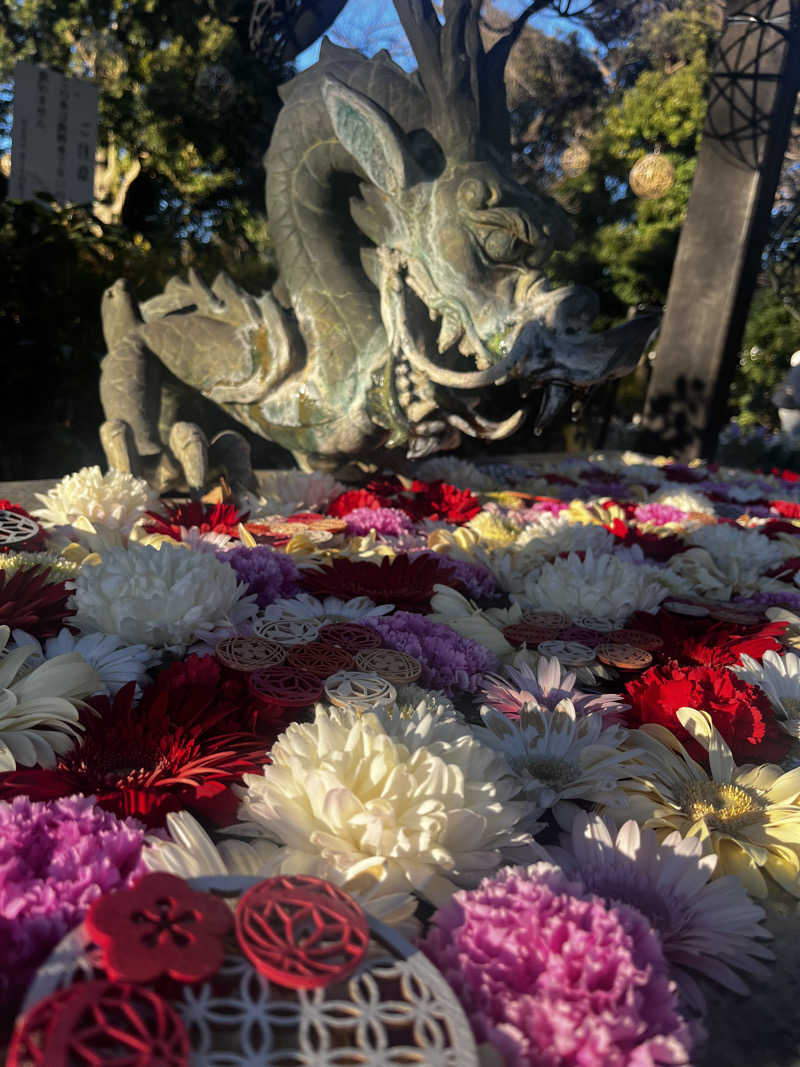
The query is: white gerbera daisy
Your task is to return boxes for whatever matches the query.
[604,707,800,898]
[10,627,156,696]
[522,549,667,628]
[0,624,100,770]
[551,812,773,1010]
[236,704,537,908]
[33,466,154,533]
[473,699,645,822]
[732,650,800,737]
[68,541,258,650]
[258,593,394,625]
[514,512,615,562]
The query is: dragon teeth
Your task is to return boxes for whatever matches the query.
[437,312,463,352]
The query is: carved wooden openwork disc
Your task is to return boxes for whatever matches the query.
[535,640,596,666]
[215,635,287,672]
[252,617,320,645]
[0,510,40,546]
[354,648,422,685]
[286,641,355,678]
[325,670,397,712]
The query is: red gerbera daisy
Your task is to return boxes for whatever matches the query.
[0,566,73,637]
[0,500,47,554]
[143,500,246,540]
[327,488,386,518]
[0,659,268,827]
[624,663,790,765]
[298,554,460,612]
[627,609,786,667]
[407,480,481,524]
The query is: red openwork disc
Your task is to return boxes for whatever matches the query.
[520,611,568,632]
[235,875,369,990]
[594,643,653,671]
[215,635,287,672]
[502,622,561,647]
[249,665,323,708]
[353,648,422,685]
[86,871,233,984]
[8,981,190,1067]
[707,605,766,626]
[607,628,664,651]
[286,641,354,678]
[318,622,384,652]
[286,513,348,533]
[559,626,607,647]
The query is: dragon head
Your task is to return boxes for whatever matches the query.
[317,1,658,457]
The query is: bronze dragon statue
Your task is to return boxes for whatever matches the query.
[99,0,658,491]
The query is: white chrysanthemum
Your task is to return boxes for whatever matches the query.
[514,512,615,562]
[732,650,800,737]
[473,700,645,822]
[412,455,497,492]
[258,593,394,625]
[586,452,665,486]
[241,470,345,517]
[522,549,667,628]
[236,704,538,908]
[650,487,715,516]
[10,627,156,696]
[685,524,787,594]
[68,541,258,650]
[144,812,419,934]
[33,465,155,533]
[0,624,100,770]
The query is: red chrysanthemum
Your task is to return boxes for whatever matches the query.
[406,480,481,523]
[298,554,460,612]
[0,566,73,637]
[0,500,47,554]
[0,660,269,827]
[770,500,800,520]
[627,609,786,667]
[327,489,386,517]
[624,663,789,765]
[143,500,246,540]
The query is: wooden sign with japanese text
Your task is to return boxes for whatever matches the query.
[8,61,98,205]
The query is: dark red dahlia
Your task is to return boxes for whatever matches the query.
[298,554,461,612]
[0,500,47,553]
[624,663,789,765]
[627,609,786,668]
[143,500,246,540]
[0,661,269,827]
[0,566,73,637]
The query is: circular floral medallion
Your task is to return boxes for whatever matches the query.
[286,641,355,678]
[249,665,324,709]
[9,981,189,1067]
[324,670,397,712]
[520,611,569,632]
[595,643,653,671]
[354,648,423,685]
[607,628,665,652]
[536,640,596,666]
[235,875,370,990]
[86,872,233,984]
[253,617,320,645]
[503,622,563,647]
[0,510,41,547]
[215,635,287,672]
[318,621,384,651]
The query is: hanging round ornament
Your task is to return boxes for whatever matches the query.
[629,149,675,200]
[193,64,237,114]
[560,142,591,177]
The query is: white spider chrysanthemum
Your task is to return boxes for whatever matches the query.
[236,704,538,908]
[0,624,100,770]
[10,627,156,696]
[732,650,800,737]
[522,549,667,628]
[685,524,788,594]
[550,812,773,1010]
[473,700,645,822]
[258,593,394,624]
[68,541,258,650]
[33,466,155,533]
[650,486,715,516]
[603,708,800,899]
[144,811,419,935]
[241,470,345,517]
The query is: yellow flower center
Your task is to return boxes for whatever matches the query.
[679,780,766,831]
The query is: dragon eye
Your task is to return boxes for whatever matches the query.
[458,179,490,210]
[483,228,520,262]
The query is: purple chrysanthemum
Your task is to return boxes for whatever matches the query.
[0,794,146,1017]
[365,611,498,695]
[420,863,693,1067]
[344,506,416,537]
[633,503,690,525]
[218,545,300,607]
[419,552,497,600]
[735,589,800,608]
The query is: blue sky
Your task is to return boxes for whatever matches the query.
[295,0,598,71]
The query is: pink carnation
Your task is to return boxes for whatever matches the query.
[344,506,416,537]
[0,794,146,1019]
[633,503,690,525]
[421,863,692,1067]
